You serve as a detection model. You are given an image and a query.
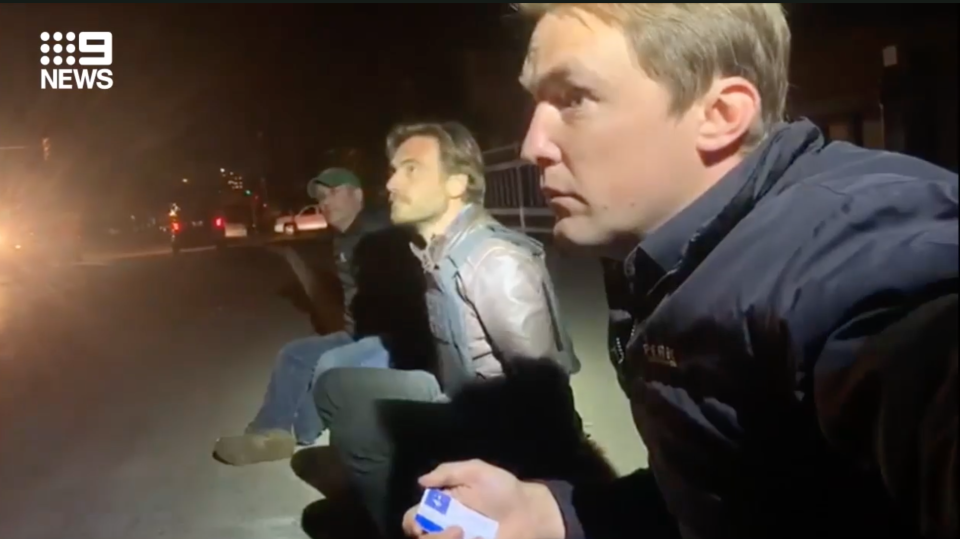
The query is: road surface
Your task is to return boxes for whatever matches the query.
[0,241,643,539]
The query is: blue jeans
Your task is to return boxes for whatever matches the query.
[249,331,391,445]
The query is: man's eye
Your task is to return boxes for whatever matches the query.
[560,89,587,109]
[547,87,589,111]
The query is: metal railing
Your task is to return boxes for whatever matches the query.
[482,144,553,235]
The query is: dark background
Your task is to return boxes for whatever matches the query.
[1,4,956,222]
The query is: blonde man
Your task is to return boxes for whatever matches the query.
[404,4,958,539]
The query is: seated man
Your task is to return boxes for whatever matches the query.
[312,122,601,536]
[213,167,427,466]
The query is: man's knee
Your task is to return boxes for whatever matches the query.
[315,336,389,373]
[278,332,351,367]
[314,368,441,418]
[313,369,444,475]
[319,370,451,454]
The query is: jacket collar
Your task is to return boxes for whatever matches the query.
[411,204,486,268]
[627,119,826,283]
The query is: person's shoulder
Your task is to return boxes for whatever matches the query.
[356,207,394,235]
[719,143,956,296]
[786,142,957,206]
[457,221,539,263]
[741,145,957,338]
[455,236,546,305]
[749,143,957,248]
[461,235,544,284]
[705,147,957,367]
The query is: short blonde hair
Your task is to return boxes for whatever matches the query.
[386,121,486,204]
[517,3,790,147]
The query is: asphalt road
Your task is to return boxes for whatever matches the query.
[0,240,644,539]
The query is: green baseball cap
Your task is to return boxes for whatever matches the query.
[307,167,362,199]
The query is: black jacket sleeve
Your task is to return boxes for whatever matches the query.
[795,177,958,538]
[815,294,958,538]
[543,469,681,539]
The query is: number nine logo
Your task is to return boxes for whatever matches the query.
[40,31,114,90]
[79,32,112,66]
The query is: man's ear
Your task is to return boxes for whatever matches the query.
[445,173,469,199]
[351,186,365,203]
[696,76,761,154]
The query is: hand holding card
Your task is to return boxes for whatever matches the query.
[401,460,566,539]
[415,488,500,539]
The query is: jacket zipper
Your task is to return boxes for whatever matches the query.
[615,321,638,366]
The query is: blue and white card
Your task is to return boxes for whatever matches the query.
[414,488,499,539]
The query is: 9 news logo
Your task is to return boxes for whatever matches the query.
[40,31,114,90]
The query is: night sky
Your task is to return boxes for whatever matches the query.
[0,4,956,219]
[0,4,520,215]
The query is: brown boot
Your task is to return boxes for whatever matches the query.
[213,429,296,466]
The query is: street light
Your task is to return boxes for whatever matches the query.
[182,178,189,183]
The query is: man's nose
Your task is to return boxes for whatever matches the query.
[520,103,561,168]
[385,173,399,194]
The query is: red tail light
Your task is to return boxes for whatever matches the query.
[172,222,181,232]
[215,217,224,228]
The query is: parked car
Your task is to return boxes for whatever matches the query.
[170,206,250,255]
[219,205,251,243]
[274,204,327,235]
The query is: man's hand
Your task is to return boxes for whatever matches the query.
[401,459,566,539]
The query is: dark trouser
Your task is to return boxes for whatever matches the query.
[314,361,618,538]
[249,332,390,445]
[314,368,445,537]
